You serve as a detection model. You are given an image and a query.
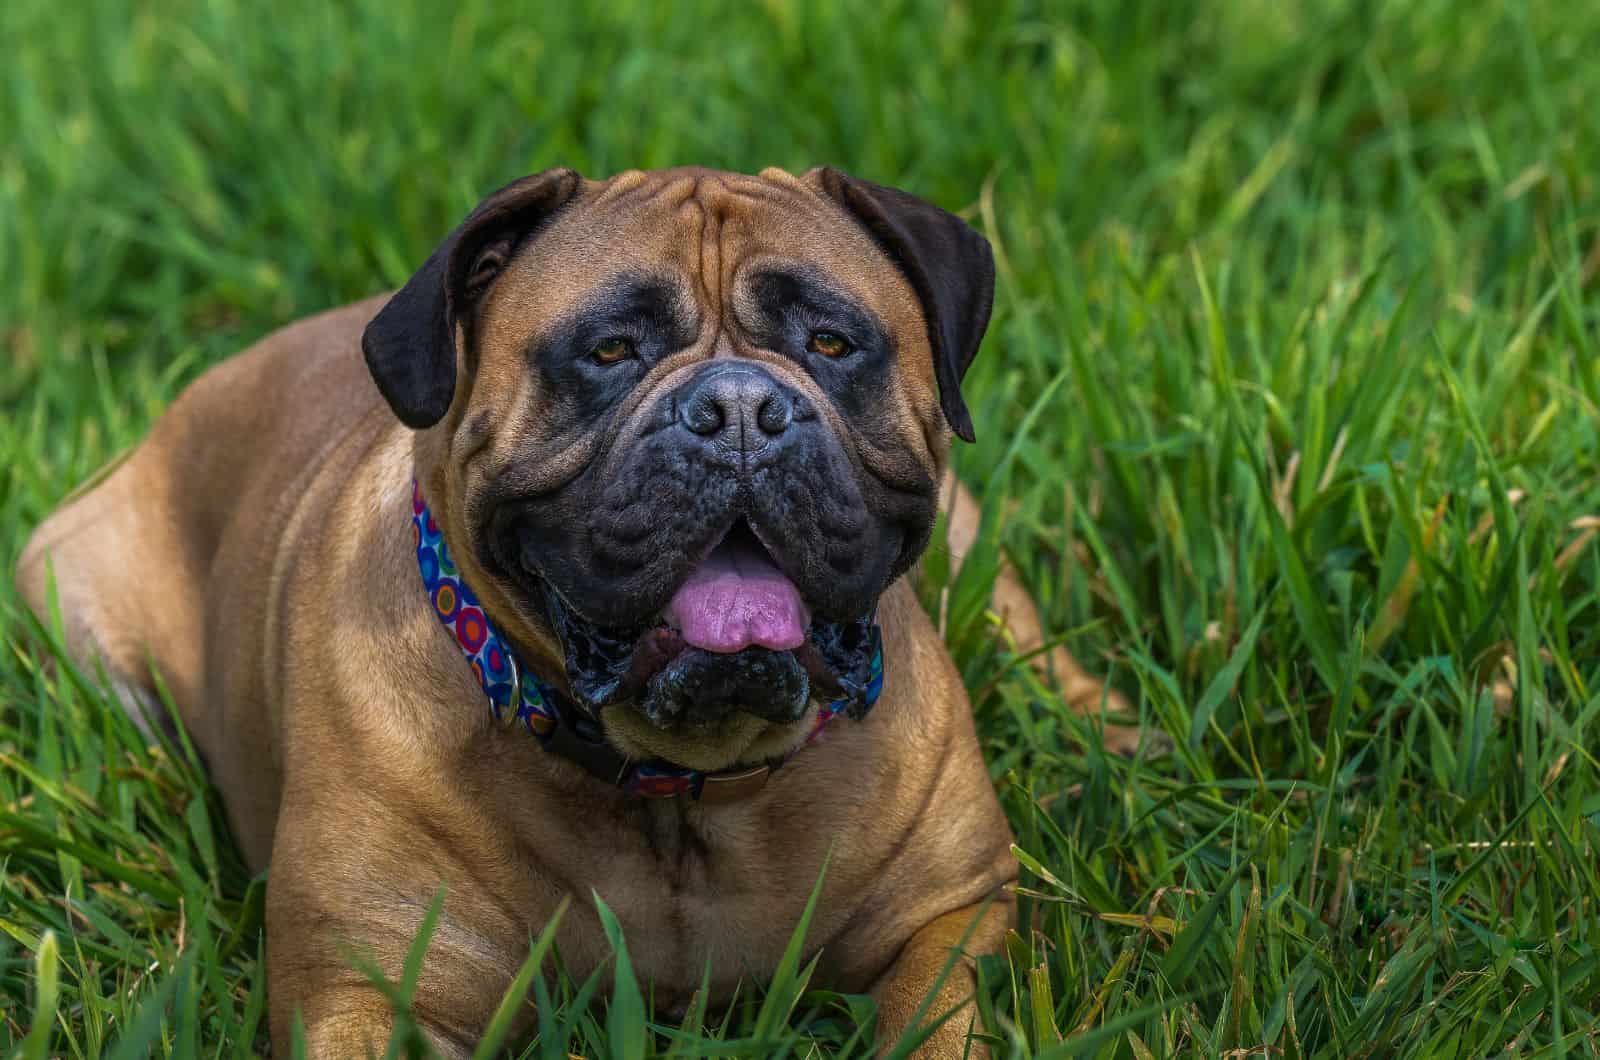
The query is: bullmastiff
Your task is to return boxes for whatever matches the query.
[19,166,1130,1056]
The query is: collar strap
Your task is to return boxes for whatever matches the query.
[411,481,883,800]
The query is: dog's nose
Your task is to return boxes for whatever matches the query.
[678,363,795,448]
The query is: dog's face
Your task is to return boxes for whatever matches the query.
[363,167,993,770]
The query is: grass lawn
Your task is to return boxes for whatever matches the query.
[5,0,1600,1055]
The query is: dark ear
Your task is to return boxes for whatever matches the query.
[362,168,582,429]
[813,168,995,443]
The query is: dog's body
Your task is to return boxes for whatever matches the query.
[20,167,1124,1055]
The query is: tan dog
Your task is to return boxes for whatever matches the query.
[18,166,1127,1056]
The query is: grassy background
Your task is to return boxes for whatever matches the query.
[4,0,1600,1055]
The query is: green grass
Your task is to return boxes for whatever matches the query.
[4,0,1600,1055]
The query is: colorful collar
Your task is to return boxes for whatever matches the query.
[411,481,883,801]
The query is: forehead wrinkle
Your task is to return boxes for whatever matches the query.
[590,169,652,205]
[720,183,787,205]
[709,184,797,357]
[636,174,701,214]
[682,178,732,347]
[704,170,785,201]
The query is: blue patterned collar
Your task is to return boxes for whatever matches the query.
[410,481,883,800]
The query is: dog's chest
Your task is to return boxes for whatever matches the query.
[532,797,839,1004]
[632,798,713,875]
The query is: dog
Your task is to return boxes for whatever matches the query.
[19,166,1131,1056]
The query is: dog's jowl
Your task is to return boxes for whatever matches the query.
[19,166,1103,1057]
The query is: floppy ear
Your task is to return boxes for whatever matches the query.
[362,168,582,429]
[812,168,995,443]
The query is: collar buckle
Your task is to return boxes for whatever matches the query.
[697,765,772,804]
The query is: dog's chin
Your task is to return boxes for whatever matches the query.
[600,701,821,773]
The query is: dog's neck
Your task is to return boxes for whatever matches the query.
[408,481,884,801]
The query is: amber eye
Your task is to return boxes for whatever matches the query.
[590,337,634,365]
[806,330,852,358]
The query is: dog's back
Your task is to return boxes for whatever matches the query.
[17,296,390,731]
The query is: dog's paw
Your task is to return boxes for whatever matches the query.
[1057,669,1172,758]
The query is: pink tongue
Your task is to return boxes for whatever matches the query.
[664,538,810,653]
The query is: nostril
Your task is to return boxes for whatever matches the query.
[756,392,793,436]
[676,365,795,444]
[684,394,725,436]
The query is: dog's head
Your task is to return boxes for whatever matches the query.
[363,167,993,770]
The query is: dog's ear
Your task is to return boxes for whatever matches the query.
[362,168,583,429]
[812,168,995,443]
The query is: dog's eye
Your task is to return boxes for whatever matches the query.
[589,337,635,366]
[806,330,852,358]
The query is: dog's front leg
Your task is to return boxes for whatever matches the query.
[264,886,483,1060]
[276,985,407,1058]
[870,895,1013,1059]
[264,798,524,1059]
[283,995,475,1060]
